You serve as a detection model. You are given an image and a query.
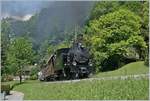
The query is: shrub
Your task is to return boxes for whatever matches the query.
[1,75,5,82]
[1,84,11,95]
[144,56,149,66]
[25,77,30,80]
[6,75,14,81]
[30,75,37,80]
[1,74,14,82]
[30,67,39,76]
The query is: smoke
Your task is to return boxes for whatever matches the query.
[33,1,94,42]
[1,1,53,20]
[1,1,94,45]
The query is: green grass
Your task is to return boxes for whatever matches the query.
[94,61,149,78]
[2,61,149,100]
[12,77,149,100]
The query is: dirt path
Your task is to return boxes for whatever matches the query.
[45,74,149,84]
[4,91,24,101]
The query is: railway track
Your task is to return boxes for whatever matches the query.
[44,73,149,84]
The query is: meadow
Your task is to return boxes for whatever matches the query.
[12,77,149,100]
[2,61,149,100]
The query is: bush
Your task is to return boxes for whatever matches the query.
[7,75,14,81]
[144,56,149,66]
[30,75,37,80]
[25,77,30,80]
[30,67,39,76]
[1,75,5,82]
[1,74,14,82]
[1,84,11,95]
[144,49,149,66]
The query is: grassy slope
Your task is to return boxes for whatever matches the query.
[4,61,149,100]
[13,78,148,100]
[94,61,149,78]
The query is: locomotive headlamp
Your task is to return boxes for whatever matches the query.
[79,43,82,46]
[89,63,93,66]
[73,61,77,66]
[89,61,93,66]
[81,45,84,48]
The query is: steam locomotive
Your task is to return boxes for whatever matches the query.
[38,35,93,81]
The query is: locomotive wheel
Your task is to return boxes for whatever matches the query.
[45,76,55,81]
[64,68,71,80]
[64,68,79,80]
[79,73,89,79]
[70,72,79,80]
[83,73,89,78]
[56,74,65,80]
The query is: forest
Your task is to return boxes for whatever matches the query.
[1,1,149,82]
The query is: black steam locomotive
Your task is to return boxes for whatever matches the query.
[38,36,93,81]
[64,42,93,79]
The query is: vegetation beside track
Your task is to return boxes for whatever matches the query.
[10,77,149,100]
[2,61,149,100]
[94,61,148,78]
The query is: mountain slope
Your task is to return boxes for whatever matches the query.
[5,1,94,45]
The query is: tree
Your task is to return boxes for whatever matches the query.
[85,9,147,71]
[90,1,120,20]
[90,1,148,20]
[141,1,149,44]
[1,20,14,75]
[89,1,149,44]
[6,37,34,83]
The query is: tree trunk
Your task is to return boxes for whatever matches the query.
[19,71,22,83]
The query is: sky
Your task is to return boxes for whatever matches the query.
[1,1,53,20]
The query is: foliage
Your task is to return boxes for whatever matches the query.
[140,1,149,42]
[1,80,20,90]
[30,75,38,80]
[94,61,148,78]
[47,45,55,55]
[6,37,34,83]
[90,1,148,21]
[1,84,11,95]
[90,1,120,20]
[12,78,149,100]
[1,74,14,82]
[37,39,69,66]
[144,52,149,66]
[85,9,147,71]
[1,20,14,75]
[30,67,39,76]
[89,1,149,58]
